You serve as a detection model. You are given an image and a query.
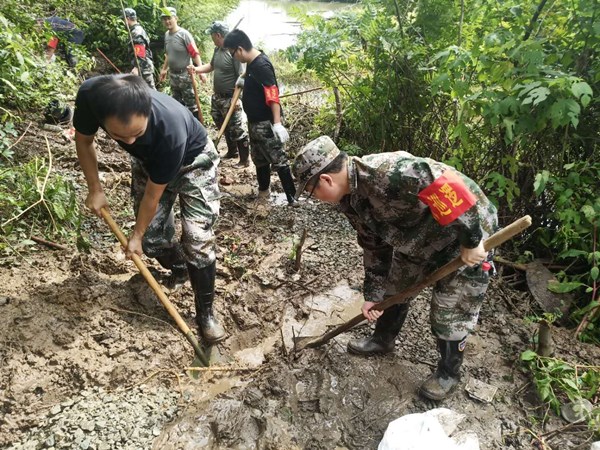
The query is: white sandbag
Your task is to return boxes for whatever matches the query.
[378,408,480,450]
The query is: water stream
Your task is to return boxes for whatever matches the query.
[225,0,350,50]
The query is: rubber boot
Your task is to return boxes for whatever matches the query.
[236,138,250,168]
[223,135,238,159]
[347,303,410,355]
[256,164,271,199]
[419,338,465,400]
[155,245,188,290]
[187,261,226,343]
[277,166,298,206]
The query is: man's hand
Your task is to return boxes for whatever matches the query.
[272,122,289,144]
[460,241,487,267]
[361,301,383,322]
[235,76,245,88]
[125,232,143,259]
[186,64,196,76]
[159,68,168,82]
[198,73,207,83]
[84,190,108,217]
[131,67,139,76]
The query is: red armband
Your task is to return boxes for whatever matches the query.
[186,43,199,58]
[134,44,146,58]
[264,85,280,106]
[417,170,477,225]
[47,36,59,49]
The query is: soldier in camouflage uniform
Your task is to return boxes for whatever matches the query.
[123,8,155,89]
[159,7,204,117]
[224,30,297,205]
[292,135,498,400]
[189,21,249,166]
[73,75,225,344]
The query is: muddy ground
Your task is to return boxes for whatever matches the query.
[1,109,599,449]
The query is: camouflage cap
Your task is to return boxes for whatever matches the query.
[123,8,137,19]
[292,135,340,199]
[206,21,229,35]
[160,7,177,17]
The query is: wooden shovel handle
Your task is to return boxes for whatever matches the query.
[190,72,205,125]
[214,85,243,146]
[303,215,533,349]
[100,208,209,366]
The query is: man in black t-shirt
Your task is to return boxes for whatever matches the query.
[223,30,297,206]
[74,75,226,343]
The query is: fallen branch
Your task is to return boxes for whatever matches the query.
[3,121,33,157]
[31,235,68,251]
[184,366,257,372]
[280,86,325,99]
[293,228,308,272]
[494,255,528,271]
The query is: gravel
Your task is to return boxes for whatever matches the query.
[8,385,180,450]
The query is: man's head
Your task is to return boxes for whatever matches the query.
[292,135,349,203]
[160,7,178,31]
[88,75,152,144]
[123,8,137,23]
[206,21,229,47]
[223,29,253,62]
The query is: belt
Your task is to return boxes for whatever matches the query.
[170,68,188,74]
[213,92,233,99]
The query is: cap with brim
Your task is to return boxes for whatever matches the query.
[291,135,340,200]
[124,8,136,19]
[206,21,229,35]
[160,7,177,17]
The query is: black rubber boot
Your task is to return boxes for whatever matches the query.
[236,138,250,168]
[419,338,465,400]
[256,164,271,196]
[223,135,239,159]
[187,261,226,343]
[276,166,298,206]
[347,303,410,355]
[155,246,188,290]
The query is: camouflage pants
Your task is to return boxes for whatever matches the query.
[248,120,289,169]
[169,70,197,113]
[130,141,220,269]
[140,65,156,90]
[383,249,490,341]
[211,95,247,143]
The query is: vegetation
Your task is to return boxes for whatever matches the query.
[290,0,599,343]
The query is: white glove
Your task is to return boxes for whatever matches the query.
[272,122,289,144]
[235,76,245,88]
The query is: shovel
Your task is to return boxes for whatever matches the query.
[190,72,205,125]
[294,215,533,351]
[100,208,210,367]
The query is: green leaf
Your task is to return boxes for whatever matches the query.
[521,350,537,361]
[534,170,550,196]
[522,86,550,106]
[558,249,588,259]
[571,81,593,107]
[591,267,599,281]
[547,280,585,293]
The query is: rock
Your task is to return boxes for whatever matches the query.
[590,441,600,450]
[79,438,90,450]
[80,420,95,432]
[44,435,55,447]
[0,296,9,306]
[50,405,62,416]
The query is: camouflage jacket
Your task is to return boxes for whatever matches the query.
[129,23,153,70]
[338,152,498,302]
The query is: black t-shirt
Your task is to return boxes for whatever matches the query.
[74,76,208,184]
[242,52,280,123]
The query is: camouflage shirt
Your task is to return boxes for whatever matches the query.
[339,152,498,303]
[129,23,153,70]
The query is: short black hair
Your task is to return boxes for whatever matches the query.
[88,75,152,124]
[223,29,253,52]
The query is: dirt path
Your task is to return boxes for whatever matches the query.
[1,120,598,449]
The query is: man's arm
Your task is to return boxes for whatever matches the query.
[189,62,213,75]
[160,54,169,82]
[75,131,108,216]
[126,179,167,257]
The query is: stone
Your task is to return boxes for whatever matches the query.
[50,405,62,416]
